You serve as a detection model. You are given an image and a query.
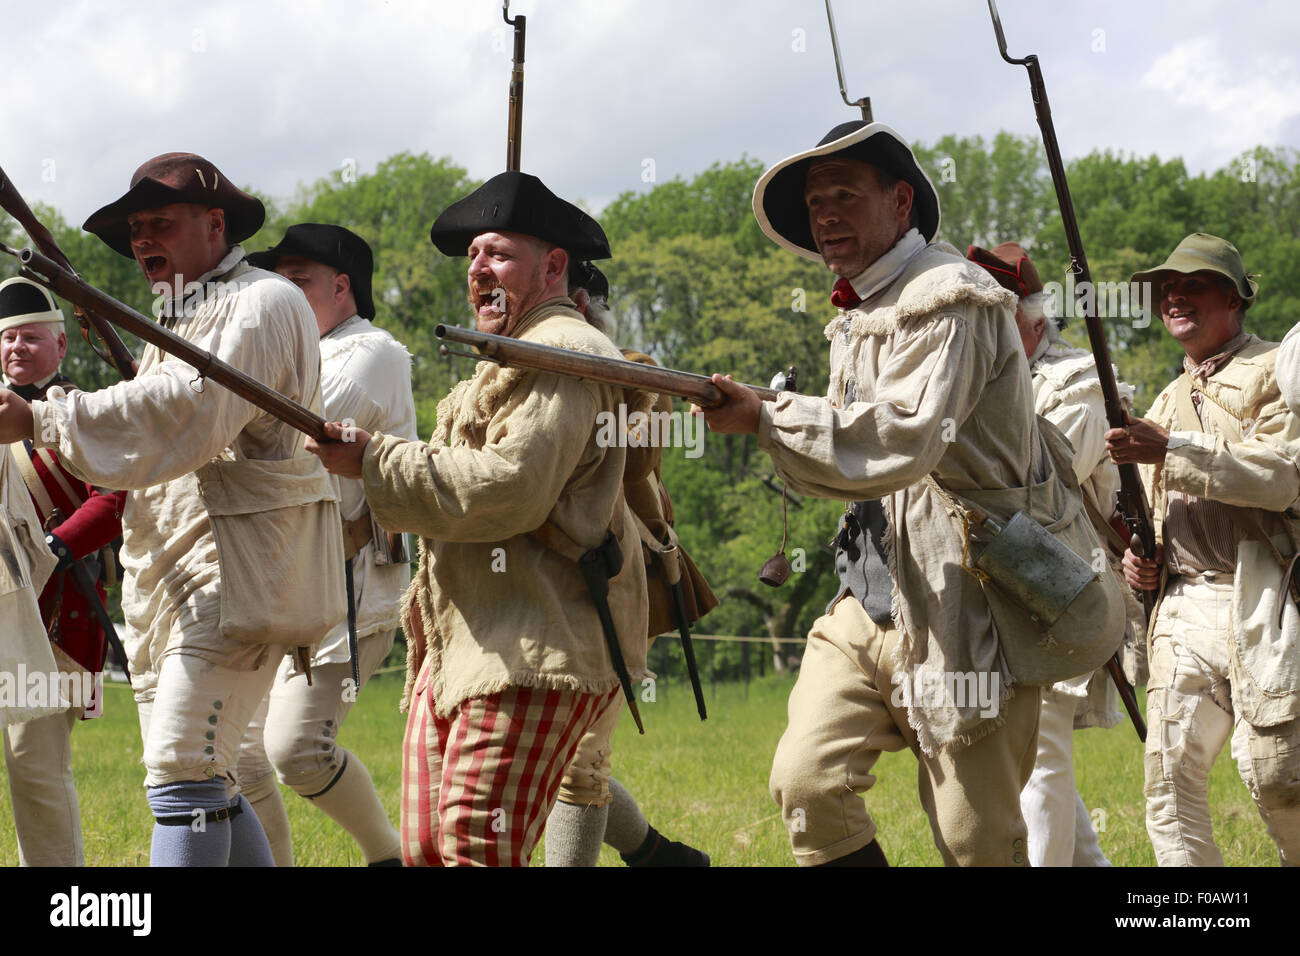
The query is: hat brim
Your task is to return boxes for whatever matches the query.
[430,227,611,262]
[1130,255,1257,304]
[247,238,376,320]
[0,310,64,336]
[83,178,266,259]
[753,122,941,262]
[428,172,611,261]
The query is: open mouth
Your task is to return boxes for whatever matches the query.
[473,285,505,313]
[142,255,167,275]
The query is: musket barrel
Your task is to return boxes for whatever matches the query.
[0,163,138,380]
[435,324,780,408]
[18,247,329,442]
[988,4,1157,742]
[505,13,525,172]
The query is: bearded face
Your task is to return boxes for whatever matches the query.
[465,231,558,337]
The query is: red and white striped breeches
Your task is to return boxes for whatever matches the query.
[401,658,620,867]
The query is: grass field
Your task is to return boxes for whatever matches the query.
[0,669,1281,866]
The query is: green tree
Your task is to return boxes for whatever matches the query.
[602,158,770,256]
[913,132,1053,253]
[274,153,483,436]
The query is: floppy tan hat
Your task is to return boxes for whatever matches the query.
[753,120,941,262]
[1130,233,1257,303]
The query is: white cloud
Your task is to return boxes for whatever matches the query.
[0,0,1297,235]
[1141,35,1300,160]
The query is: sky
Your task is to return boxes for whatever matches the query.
[2,0,1297,227]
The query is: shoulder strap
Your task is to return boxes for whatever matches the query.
[1172,373,1200,433]
[1175,374,1293,566]
[10,440,57,520]
[922,473,991,582]
[1175,371,1246,435]
[35,447,83,507]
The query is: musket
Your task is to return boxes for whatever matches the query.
[825,0,871,122]
[66,556,131,687]
[0,164,138,381]
[503,1,526,172]
[5,245,329,443]
[987,0,1149,741]
[437,324,784,408]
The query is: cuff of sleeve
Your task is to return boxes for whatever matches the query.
[756,396,782,453]
[1165,430,1201,451]
[360,430,388,485]
[1162,430,1218,498]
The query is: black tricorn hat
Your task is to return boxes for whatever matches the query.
[0,276,65,335]
[567,259,609,300]
[429,171,610,260]
[83,152,266,259]
[247,223,376,320]
[753,121,941,261]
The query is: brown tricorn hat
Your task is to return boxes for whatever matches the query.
[966,241,1043,298]
[83,152,266,258]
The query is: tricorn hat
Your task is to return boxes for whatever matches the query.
[752,121,941,262]
[1130,233,1258,304]
[0,276,65,336]
[567,258,609,300]
[248,223,376,320]
[429,171,610,261]
[967,241,1043,297]
[83,152,266,258]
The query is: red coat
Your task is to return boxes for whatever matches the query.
[16,379,125,674]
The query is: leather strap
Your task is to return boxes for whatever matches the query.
[155,802,243,827]
[529,487,627,563]
[10,440,57,519]
[1174,372,1300,605]
[341,512,373,561]
[36,446,82,506]
[1083,494,1129,555]
[630,508,682,586]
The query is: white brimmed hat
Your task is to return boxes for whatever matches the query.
[753,120,941,262]
[0,277,65,335]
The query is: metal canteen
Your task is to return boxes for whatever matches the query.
[975,510,1095,625]
[759,550,791,588]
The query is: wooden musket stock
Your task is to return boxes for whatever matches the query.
[17,247,329,442]
[435,324,780,408]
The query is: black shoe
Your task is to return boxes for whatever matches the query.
[620,826,710,867]
[813,839,888,867]
[367,857,403,867]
